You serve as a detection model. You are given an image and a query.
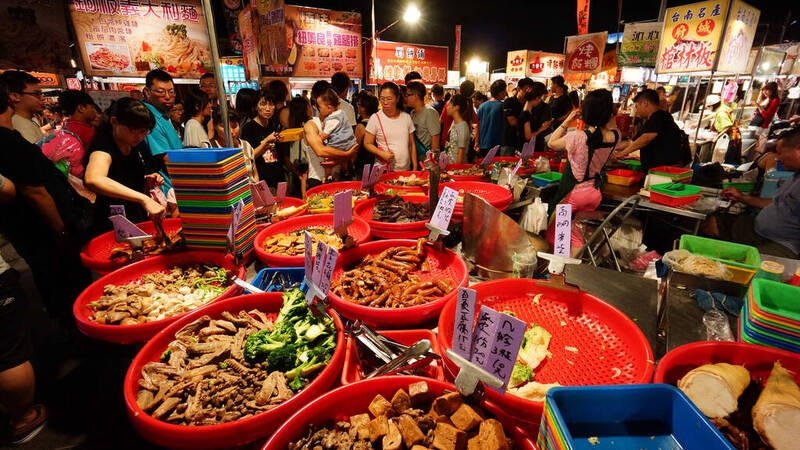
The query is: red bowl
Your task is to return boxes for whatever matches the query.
[328,239,468,329]
[445,163,488,182]
[491,157,535,177]
[80,218,184,274]
[254,214,372,267]
[255,197,308,230]
[73,251,245,344]
[341,329,445,385]
[438,279,654,425]
[305,181,370,203]
[654,341,800,386]
[124,293,346,448]
[353,195,430,233]
[263,375,539,450]
[375,171,430,194]
[440,181,513,220]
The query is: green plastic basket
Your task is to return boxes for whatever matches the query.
[722,181,756,193]
[649,182,702,197]
[679,235,761,271]
[752,279,800,323]
[532,171,562,187]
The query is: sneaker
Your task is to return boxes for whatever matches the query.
[10,404,47,446]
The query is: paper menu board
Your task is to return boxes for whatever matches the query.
[716,0,760,73]
[68,0,212,78]
[656,0,730,73]
[618,22,663,67]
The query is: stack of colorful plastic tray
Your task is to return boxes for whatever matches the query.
[538,385,732,450]
[621,159,642,171]
[532,171,563,187]
[722,181,755,193]
[739,278,800,353]
[649,165,693,183]
[679,235,760,284]
[649,182,702,207]
[166,148,256,258]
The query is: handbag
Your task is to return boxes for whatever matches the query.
[375,112,394,168]
[749,111,765,127]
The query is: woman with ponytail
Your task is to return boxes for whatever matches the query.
[545,89,620,256]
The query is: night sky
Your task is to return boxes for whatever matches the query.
[296,0,797,71]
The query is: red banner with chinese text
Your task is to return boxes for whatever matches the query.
[577,0,590,35]
[367,40,449,85]
[453,25,462,71]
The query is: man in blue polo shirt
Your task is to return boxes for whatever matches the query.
[706,126,800,258]
[138,69,183,212]
[476,79,507,158]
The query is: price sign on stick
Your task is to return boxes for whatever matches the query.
[453,287,477,359]
[226,200,244,250]
[426,186,458,240]
[509,158,524,180]
[361,164,372,189]
[318,245,339,295]
[369,164,386,187]
[255,181,275,206]
[109,205,126,217]
[250,184,265,208]
[333,190,353,231]
[439,152,449,169]
[312,241,328,287]
[469,306,496,369]
[109,215,149,242]
[304,231,313,280]
[276,182,287,203]
[480,145,499,167]
[520,139,534,159]
[484,310,526,393]
[554,204,573,258]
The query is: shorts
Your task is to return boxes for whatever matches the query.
[716,214,798,259]
[0,269,32,372]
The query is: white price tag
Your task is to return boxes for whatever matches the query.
[429,186,459,231]
[554,204,573,257]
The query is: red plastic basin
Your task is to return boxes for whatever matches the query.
[438,279,654,425]
[263,376,539,450]
[342,329,444,385]
[649,191,700,207]
[305,181,370,203]
[440,181,513,220]
[375,170,430,194]
[491,157,535,176]
[80,218,184,274]
[73,251,245,344]
[255,197,308,229]
[445,163,488,182]
[328,239,469,329]
[124,293,346,448]
[253,214,372,267]
[353,195,430,239]
[654,341,800,386]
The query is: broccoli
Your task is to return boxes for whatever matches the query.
[288,376,307,392]
[275,289,309,328]
[509,362,534,388]
[285,353,326,380]
[517,324,552,371]
[243,328,295,362]
[266,343,297,372]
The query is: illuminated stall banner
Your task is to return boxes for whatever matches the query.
[619,22,662,67]
[656,0,729,73]
[506,50,527,78]
[526,51,564,78]
[368,40,449,85]
[69,0,212,78]
[564,32,607,74]
[716,0,760,73]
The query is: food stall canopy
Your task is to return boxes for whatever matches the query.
[656,0,760,74]
[618,22,662,67]
[367,40,448,86]
[258,5,363,80]
[0,0,72,73]
[564,32,607,75]
[68,0,212,79]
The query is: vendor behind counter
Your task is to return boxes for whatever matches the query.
[705,126,800,259]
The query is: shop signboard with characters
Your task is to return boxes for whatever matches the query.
[564,32,607,74]
[367,40,449,85]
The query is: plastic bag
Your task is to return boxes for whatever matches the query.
[519,197,549,233]
[703,308,735,341]
[711,134,729,164]
[662,249,731,280]
[534,156,550,173]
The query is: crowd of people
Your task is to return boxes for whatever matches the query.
[0,64,799,444]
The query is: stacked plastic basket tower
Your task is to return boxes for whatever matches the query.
[166,148,256,259]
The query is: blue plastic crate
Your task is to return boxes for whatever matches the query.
[251,267,306,292]
[538,384,733,450]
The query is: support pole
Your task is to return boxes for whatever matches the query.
[693,70,715,161]
[202,0,231,146]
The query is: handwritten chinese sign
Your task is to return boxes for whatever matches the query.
[554,204,572,258]
[656,1,729,73]
[564,32,607,74]
[452,288,477,358]
[619,22,662,67]
[468,306,525,393]
[368,40,449,86]
[68,0,211,78]
[717,1,760,73]
[429,186,459,232]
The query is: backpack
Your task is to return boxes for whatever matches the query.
[678,130,693,167]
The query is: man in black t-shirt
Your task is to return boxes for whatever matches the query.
[519,82,553,151]
[549,76,573,130]
[612,89,687,172]
[502,77,534,155]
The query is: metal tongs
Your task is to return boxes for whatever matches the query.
[345,318,441,378]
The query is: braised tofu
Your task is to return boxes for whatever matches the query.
[349,413,370,441]
[383,420,403,450]
[397,414,426,447]
[409,381,432,406]
[410,446,429,450]
[478,418,509,450]
[432,392,463,416]
[467,435,482,450]
[392,388,413,413]
[432,422,466,450]
[450,404,483,431]
[368,415,389,442]
[369,394,395,417]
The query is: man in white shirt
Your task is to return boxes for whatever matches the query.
[0,71,44,144]
[331,72,356,127]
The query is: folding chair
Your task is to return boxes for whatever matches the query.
[575,194,642,271]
